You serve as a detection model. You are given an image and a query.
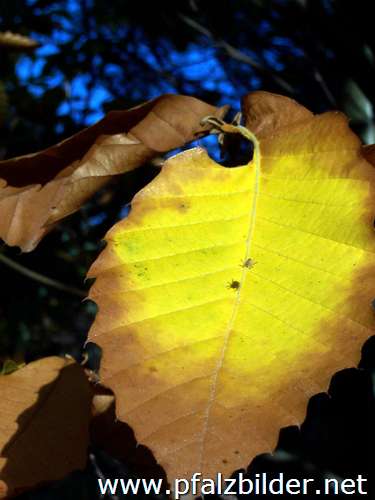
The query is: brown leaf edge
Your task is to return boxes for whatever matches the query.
[0,94,227,251]
[0,357,92,498]
[242,90,313,137]
[362,144,375,168]
[245,90,375,171]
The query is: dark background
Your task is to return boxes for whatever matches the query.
[0,0,374,498]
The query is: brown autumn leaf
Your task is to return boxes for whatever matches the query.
[0,357,91,498]
[0,95,226,252]
[241,90,313,137]
[87,91,375,482]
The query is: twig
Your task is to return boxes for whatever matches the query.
[313,68,337,107]
[0,252,86,298]
[179,14,294,93]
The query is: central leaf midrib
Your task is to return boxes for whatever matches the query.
[198,132,261,469]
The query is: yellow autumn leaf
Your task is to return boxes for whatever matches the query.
[87,92,375,482]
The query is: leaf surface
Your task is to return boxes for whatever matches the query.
[0,95,224,251]
[0,357,91,498]
[87,92,375,480]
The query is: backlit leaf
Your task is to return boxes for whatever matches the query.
[87,92,375,481]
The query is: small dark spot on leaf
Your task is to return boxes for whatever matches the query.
[227,279,240,290]
[178,202,189,212]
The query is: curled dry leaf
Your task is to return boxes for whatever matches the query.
[0,357,91,498]
[87,91,375,484]
[0,95,226,251]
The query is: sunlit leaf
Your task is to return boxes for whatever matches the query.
[87,92,375,481]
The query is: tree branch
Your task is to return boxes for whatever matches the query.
[179,14,294,93]
[0,252,86,298]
